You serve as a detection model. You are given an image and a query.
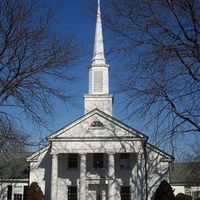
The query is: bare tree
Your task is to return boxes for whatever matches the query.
[0,0,80,126]
[104,0,200,153]
[183,135,200,161]
[0,1,81,191]
[0,118,29,154]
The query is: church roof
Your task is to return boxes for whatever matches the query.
[0,152,30,180]
[170,162,200,185]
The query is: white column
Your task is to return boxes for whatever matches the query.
[79,154,86,200]
[51,153,58,200]
[137,154,145,200]
[130,153,137,200]
[108,153,115,200]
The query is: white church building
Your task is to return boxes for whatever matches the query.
[27,1,173,200]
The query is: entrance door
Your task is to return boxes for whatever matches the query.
[88,184,107,200]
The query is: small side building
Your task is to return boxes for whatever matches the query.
[0,153,29,200]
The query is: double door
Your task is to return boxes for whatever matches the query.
[88,184,107,200]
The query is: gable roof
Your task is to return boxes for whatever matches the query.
[170,162,200,185]
[147,143,174,160]
[47,108,148,140]
[26,144,50,162]
[0,152,30,180]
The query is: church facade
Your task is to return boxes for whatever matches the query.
[27,1,173,200]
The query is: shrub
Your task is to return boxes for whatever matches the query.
[152,180,175,200]
[175,193,192,200]
[26,182,44,200]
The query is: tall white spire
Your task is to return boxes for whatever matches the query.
[84,0,113,116]
[92,0,105,65]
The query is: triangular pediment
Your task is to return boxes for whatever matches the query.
[47,109,147,141]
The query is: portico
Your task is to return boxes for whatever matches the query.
[50,149,144,200]
[48,133,144,200]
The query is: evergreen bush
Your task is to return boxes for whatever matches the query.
[175,193,192,200]
[152,180,175,200]
[26,182,44,200]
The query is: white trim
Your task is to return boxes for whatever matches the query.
[0,179,29,182]
[146,143,173,160]
[26,144,50,162]
[50,137,142,142]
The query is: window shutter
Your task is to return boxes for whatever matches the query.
[7,185,12,200]
[23,186,28,200]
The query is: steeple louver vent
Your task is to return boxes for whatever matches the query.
[94,71,103,93]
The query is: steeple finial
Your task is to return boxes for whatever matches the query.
[92,0,105,65]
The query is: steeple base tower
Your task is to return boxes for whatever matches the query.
[84,94,113,115]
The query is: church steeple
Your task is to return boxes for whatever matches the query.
[92,0,105,65]
[84,0,113,115]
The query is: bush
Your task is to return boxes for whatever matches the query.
[26,182,44,200]
[152,180,175,200]
[175,193,192,200]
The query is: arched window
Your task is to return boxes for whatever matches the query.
[90,121,103,128]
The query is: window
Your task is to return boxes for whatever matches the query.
[14,194,22,200]
[120,186,130,200]
[7,185,12,200]
[13,186,23,200]
[193,190,200,199]
[68,186,77,200]
[119,153,131,169]
[185,186,191,196]
[90,121,103,128]
[68,154,78,169]
[94,153,104,168]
